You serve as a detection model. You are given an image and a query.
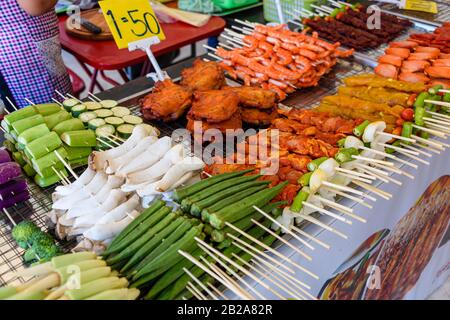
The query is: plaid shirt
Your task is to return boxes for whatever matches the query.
[0,1,72,108]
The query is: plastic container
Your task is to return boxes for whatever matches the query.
[263,0,317,23]
[212,0,258,10]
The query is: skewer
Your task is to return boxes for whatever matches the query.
[196,238,286,299]
[66,93,83,104]
[207,282,228,300]
[55,90,67,100]
[186,282,207,300]
[221,34,249,47]
[322,181,371,199]
[230,25,252,35]
[425,122,450,134]
[324,187,373,209]
[24,98,35,106]
[290,224,331,249]
[338,172,373,184]
[178,250,252,300]
[96,137,116,149]
[377,131,416,143]
[231,253,305,300]
[400,143,433,157]
[351,155,395,167]
[232,239,313,293]
[423,117,450,126]
[246,253,316,300]
[52,167,70,186]
[225,233,295,275]
[88,92,102,102]
[313,195,367,223]
[427,110,450,120]
[224,28,244,39]
[336,167,376,180]
[251,218,314,259]
[311,4,331,14]
[423,99,450,109]
[51,98,64,107]
[302,202,352,225]
[234,19,256,28]
[202,257,255,300]
[184,268,218,300]
[372,162,414,180]
[352,181,392,200]
[412,124,447,138]
[294,211,348,239]
[378,143,431,165]
[252,206,314,252]
[359,146,418,169]
[99,135,121,146]
[54,150,79,179]
[354,164,390,184]
[218,42,235,51]
[5,97,19,111]
[108,134,125,143]
[355,163,402,186]
[224,224,319,279]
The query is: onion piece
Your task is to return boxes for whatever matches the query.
[344,136,364,149]
[362,121,386,143]
[309,168,327,193]
[318,158,339,178]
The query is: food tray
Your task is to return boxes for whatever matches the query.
[0,53,375,288]
[377,1,450,25]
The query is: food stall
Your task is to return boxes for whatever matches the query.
[0,0,448,301]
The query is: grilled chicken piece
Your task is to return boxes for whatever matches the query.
[141,79,192,122]
[223,86,277,109]
[241,107,277,125]
[180,59,225,91]
[186,112,242,134]
[188,90,239,123]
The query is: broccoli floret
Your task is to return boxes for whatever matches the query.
[23,248,38,264]
[11,221,40,249]
[33,244,61,261]
[30,232,54,246]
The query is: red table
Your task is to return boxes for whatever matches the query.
[58,15,226,92]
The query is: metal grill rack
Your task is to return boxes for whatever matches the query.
[378,1,450,25]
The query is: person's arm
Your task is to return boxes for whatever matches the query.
[17,0,58,16]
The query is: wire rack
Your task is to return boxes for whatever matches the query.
[378,1,450,24]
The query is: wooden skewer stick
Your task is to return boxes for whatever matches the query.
[252,206,315,252]
[412,124,447,138]
[372,162,414,180]
[66,93,83,104]
[234,18,256,28]
[230,25,253,35]
[99,135,121,146]
[355,163,402,187]
[5,97,19,111]
[377,131,416,143]
[224,224,319,279]
[423,116,450,126]
[302,202,353,225]
[218,42,234,51]
[226,232,295,274]
[107,134,125,143]
[423,99,450,109]
[427,110,450,120]
[377,143,430,165]
[231,253,305,300]
[425,122,450,134]
[88,92,102,102]
[96,137,116,149]
[186,282,207,300]
[289,224,331,249]
[251,218,314,259]
[52,167,69,186]
[223,28,245,38]
[51,98,64,107]
[178,250,252,300]
[55,90,67,100]
[184,268,218,300]
[411,134,445,150]
[313,195,367,223]
[207,282,228,300]
[196,238,285,300]
[294,211,348,239]
[54,150,79,179]
[360,145,418,170]
[322,181,366,198]
[200,256,257,300]
[324,187,373,209]
[400,143,433,157]
[352,180,392,200]
[233,241,315,299]
[24,98,35,106]
[354,164,390,184]
[338,172,373,184]
[351,155,394,167]
[221,34,248,47]
[336,167,376,180]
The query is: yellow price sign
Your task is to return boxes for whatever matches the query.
[99,0,165,49]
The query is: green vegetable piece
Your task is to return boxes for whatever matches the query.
[414,92,429,109]
[63,145,92,161]
[307,157,328,172]
[353,120,370,137]
[12,221,40,249]
[18,124,50,146]
[290,189,310,212]
[428,84,443,95]
[335,147,359,163]
[53,118,85,136]
[443,92,450,103]
[60,130,97,147]
[34,103,61,116]
[43,110,71,130]
[0,287,17,299]
[298,172,312,187]
[65,277,127,300]
[62,99,79,111]
[22,163,36,177]
[51,252,97,269]
[34,168,68,188]
[12,151,26,166]
[31,147,67,175]
[25,132,62,159]
[414,106,426,126]
[12,114,45,135]
[71,104,87,117]
[4,106,36,125]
